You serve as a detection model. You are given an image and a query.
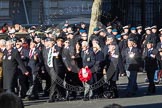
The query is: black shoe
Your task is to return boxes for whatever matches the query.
[125,93,135,97]
[144,92,155,95]
[47,98,55,103]
[24,95,39,101]
[59,97,67,101]
[42,92,49,97]
[24,96,30,101]
[83,97,89,101]
[30,95,39,100]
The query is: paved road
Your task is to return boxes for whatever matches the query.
[24,73,162,108]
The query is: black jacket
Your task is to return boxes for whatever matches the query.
[122,47,141,71]
[3,48,27,90]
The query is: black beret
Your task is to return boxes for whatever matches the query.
[128,38,135,42]
[16,39,22,43]
[147,40,153,44]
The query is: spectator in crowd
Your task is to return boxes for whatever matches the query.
[0,92,24,108]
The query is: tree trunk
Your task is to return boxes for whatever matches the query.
[88,0,103,40]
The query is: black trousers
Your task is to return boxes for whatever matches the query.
[93,73,104,96]
[146,69,156,93]
[65,72,80,98]
[55,66,66,97]
[43,65,51,95]
[26,73,39,97]
[17,74,28,97]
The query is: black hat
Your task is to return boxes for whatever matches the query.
[80,22,85,25]
[64,38,70,42]
[41,37,47,40]
[67,31,74,35]
[12,37,17,41]
[16,39,22,43]
[107,35,114,39]
[35,35,41,39]
[128,38,135,42]
[147,40,153,44]
[45,37,54,42]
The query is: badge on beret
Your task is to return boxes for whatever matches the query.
[3,56,6,60]
[8,56,12,60]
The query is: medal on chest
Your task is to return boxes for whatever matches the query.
[8,56,12,60]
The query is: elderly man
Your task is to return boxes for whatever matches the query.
[45,38,59,103]
[2,40,28,93]
[122,38,141,97]
[25,41,42,100]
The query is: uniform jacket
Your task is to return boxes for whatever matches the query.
[62,46,79,73]
[81,49,95,70]
[104,49,119,81]
[122,47,141,71]
[27,48,41,74]
[143,48,158,71]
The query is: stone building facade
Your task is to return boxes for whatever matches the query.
[1,0,162,27]
[0,0,92,25]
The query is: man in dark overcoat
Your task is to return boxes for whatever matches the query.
[2,40,28,93]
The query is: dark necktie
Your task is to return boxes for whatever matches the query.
[148,49,152,57]
[83,51,86,61]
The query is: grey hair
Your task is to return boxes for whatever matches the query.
[82,41,89,47]
[6,40,14,45]
[0,39,6,47]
